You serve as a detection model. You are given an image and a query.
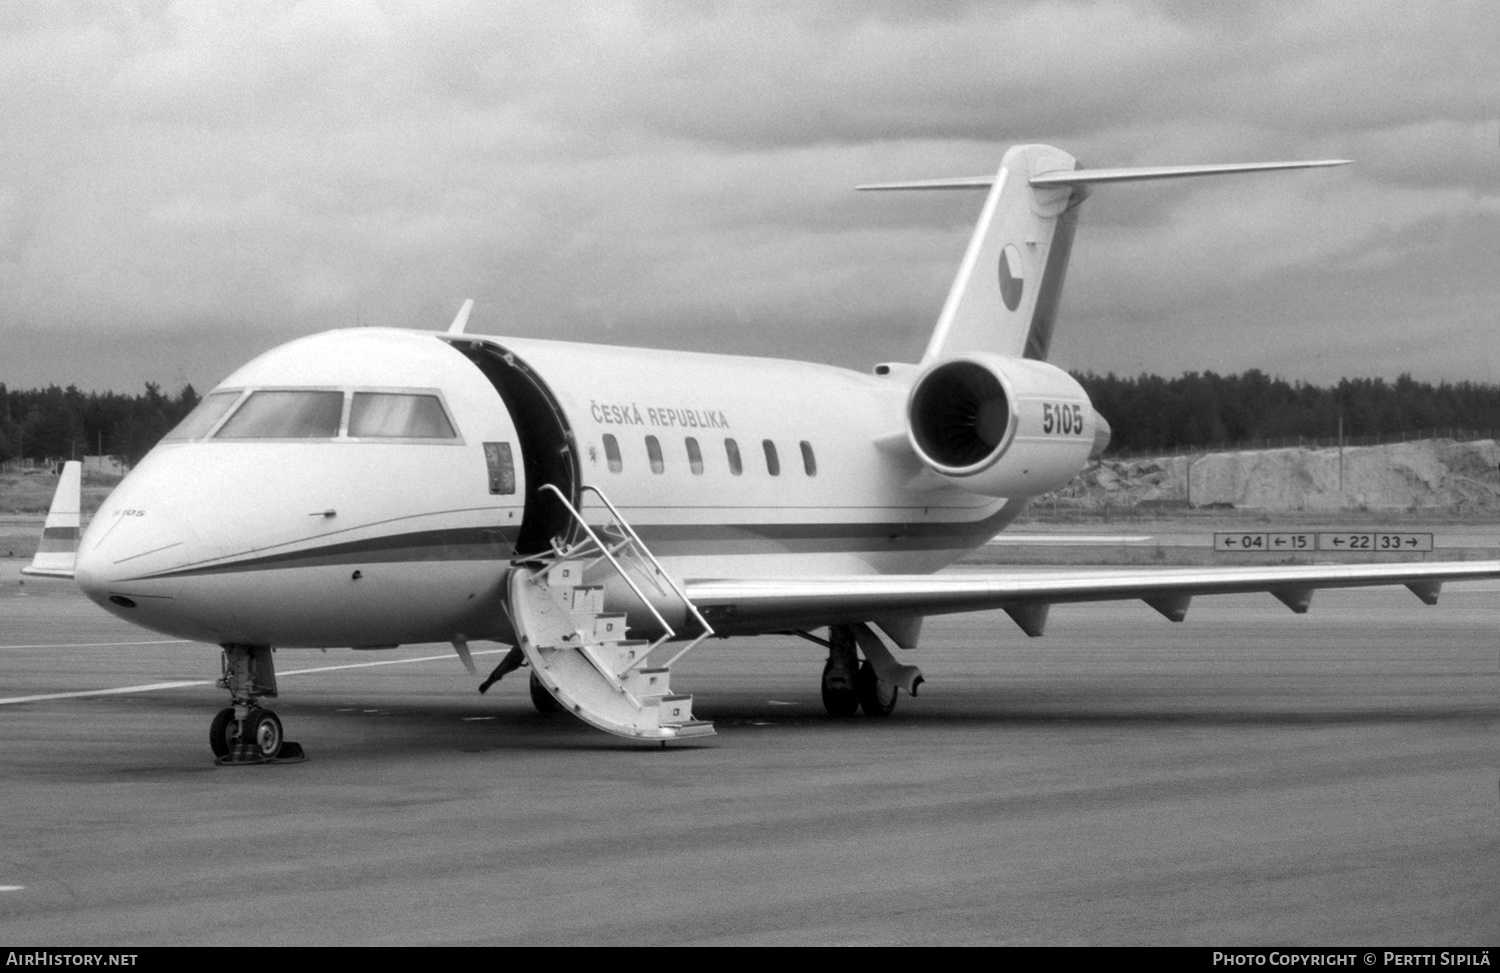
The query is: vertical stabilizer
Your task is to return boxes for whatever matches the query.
[857,145,1349,365]
[923,144,1084,363]
[23,461,82,579]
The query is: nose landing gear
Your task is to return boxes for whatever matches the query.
[212,644,306,765]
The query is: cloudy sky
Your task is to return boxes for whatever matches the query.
[2,1,1496,394]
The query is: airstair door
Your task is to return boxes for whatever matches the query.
[448,341,581,556]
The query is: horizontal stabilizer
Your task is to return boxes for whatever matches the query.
[22,461,82,579]
[1029,159,1350,187]
[858,160,1350,193]
[857,177,995,192]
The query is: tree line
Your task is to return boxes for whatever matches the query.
[2,371,1498,469]
[0,383,200,469]
[1077,371,1500,455]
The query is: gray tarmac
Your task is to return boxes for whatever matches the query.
[1,563,1498,946]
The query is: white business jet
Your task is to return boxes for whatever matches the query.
[27,144,1500,763]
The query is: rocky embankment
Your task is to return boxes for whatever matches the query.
[1041,439,1500,512]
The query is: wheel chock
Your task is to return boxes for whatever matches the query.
[213,740,308,767]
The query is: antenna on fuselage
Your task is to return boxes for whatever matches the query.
[447,298,475,335]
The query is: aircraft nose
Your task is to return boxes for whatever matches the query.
[75,470,197,613]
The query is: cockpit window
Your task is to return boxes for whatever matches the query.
[214,391,345,440]
[349,393,456,439]
[162,391,242,442]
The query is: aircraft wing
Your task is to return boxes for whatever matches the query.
[685,560,1500,637]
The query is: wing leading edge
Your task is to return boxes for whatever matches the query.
[686,561,1500,637]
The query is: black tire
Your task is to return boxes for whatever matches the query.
[529,670,561,715]
[209,707,236,758]
[820,659,859,718]
[245,708,283,759]
[855,660,897,718]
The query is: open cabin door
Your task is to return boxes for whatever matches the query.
[447,340,581,557]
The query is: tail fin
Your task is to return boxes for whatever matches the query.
[22,461,82,579]
[859,145,1349,364]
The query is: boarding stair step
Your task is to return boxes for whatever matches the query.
[622,666,672,698]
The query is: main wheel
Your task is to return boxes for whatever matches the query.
[855,660,897,717]
[209,707,236,758]
[244,708,283,759]
[529,670,561,715]
[820,659,859,718]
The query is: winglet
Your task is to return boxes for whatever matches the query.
[447,298,475,335]
[22,461,82,579]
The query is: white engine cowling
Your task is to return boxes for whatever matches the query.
[906,352,1109,498]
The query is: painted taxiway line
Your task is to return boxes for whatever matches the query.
[0,647,511,707]
[277,648,507,678]
[0,680,215,705]
[987,534,1153,544]
[0,639,193,650]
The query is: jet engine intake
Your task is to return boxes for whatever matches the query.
[906,352,1100,498]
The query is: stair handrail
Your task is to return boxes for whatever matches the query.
[574,483,717,669]
[534,483,678,657]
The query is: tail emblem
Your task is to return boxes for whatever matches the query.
[998,244,1024,311]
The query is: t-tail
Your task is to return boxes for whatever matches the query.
[863,145,1347,498]
[859,144,1350,363]
[22,461,82,579]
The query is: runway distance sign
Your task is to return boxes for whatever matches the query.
[1214,532,1433,553]
[1316,532,1433,552]
[1214,532,1315,552]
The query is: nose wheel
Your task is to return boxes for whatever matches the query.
[212,645,306,765]
[210,707,286,759]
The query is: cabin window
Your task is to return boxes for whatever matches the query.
[163,391,242,441]
[645,435,664,474]
[800,441,817,477]
[215,390,344,440]
[603,434,622,472]
[349,393,456,439]
[685,437,703,475]
[724,438,742,476]
[763,439,780,476]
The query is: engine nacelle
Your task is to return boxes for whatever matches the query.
[906,352,1107,498]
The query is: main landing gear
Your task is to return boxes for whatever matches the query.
[473,645,561,715]
[210,644,306,765]
[818,623,910,718]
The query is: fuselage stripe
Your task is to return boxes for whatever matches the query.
[117,506,1022,581]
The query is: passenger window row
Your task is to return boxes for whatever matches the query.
[602,434,817,478]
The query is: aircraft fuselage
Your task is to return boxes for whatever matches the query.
[75,327,1041,648]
